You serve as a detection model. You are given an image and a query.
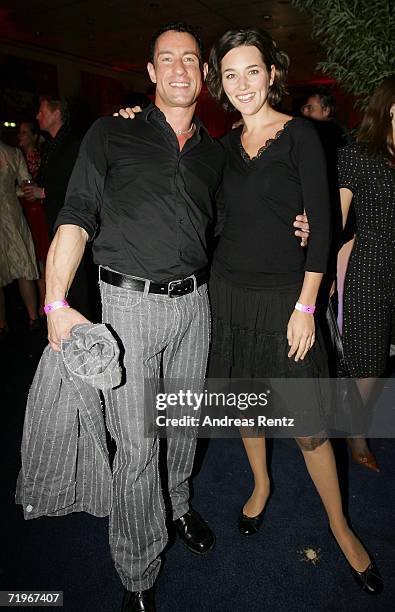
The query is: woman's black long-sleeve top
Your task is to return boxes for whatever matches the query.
[213,117,332,287]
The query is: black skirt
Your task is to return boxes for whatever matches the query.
[207,270,331,437]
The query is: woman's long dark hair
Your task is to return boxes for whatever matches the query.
[357,76,395,164]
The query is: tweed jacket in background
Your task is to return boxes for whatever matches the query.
[16,324,122,520]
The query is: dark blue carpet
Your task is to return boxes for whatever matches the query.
[1,296,394,611]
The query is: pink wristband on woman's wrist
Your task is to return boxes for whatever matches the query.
[44,299,70,315]
[295,302,316,314]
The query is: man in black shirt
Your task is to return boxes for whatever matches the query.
[45,22,223,612]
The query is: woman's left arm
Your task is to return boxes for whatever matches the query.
[287,271,322,361]
[288,121,332,361]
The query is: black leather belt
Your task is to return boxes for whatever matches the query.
[100,267,208,298]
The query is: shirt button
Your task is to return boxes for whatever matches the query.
[179,219,184,224]
[26,504,33,513]
[179,250,183,257]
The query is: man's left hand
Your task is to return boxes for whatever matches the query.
[294,212,309,247]
[113,106,142,119]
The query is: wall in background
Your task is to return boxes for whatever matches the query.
[0,38,148,125]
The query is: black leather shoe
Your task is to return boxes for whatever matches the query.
[174,508,215,555]
[238,507,265,536]
[121,587,155,612]
[328,527,383,594]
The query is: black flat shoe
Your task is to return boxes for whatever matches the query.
[328,527,383,594]
[349,560,384,594]
[122,586,155,612]
[174,508,215,555]
[238,507,265,536]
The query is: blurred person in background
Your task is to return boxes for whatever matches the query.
[302,86,353,252]
[18,119,50,314]
[23,96,91,317]
[337,76,395,472]
[0,134,39,334]
[22,96,80,235]
[302,86,343,128]
[301,86,351,189]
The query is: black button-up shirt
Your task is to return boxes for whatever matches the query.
[55,104,224,282]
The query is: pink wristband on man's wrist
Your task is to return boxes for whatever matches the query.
[295,302,316,314]
[44,299,70,315]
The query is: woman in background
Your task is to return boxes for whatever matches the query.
[206,27,382,594]
[18,120,50,314]
[0,137,39,334]
[338,76,395,472]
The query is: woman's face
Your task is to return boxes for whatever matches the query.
[221,45,275,117]
[18,123,35,150]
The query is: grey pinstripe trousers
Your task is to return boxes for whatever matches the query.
[100,275,210,591]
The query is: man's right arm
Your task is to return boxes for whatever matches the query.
[46,224,90,351]
[45,119,108,351]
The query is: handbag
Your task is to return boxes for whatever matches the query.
[325,300,369,436]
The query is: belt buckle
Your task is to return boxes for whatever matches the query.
[168,277,194,297]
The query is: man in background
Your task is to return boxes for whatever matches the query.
[301,85,350,150]
[23,96,81,235]
[23,96,92,316]
[302,86,354,270]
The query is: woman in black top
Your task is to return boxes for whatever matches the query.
[338,77,395,470]
[207,27,382,593]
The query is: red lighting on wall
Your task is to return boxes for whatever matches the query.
[112,62,141,73]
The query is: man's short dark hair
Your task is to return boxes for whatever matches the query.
[39,95,70,124]
[310,86,336,117]
[149,21,204,65]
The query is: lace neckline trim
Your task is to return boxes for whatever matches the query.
[239,118,294,163]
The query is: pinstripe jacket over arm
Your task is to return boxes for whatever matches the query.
[16,324,121,520]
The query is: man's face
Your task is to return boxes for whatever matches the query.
[301,95,330,121]
[36,101,60,132]
[147,30,206,110]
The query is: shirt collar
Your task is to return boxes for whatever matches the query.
[143,103,212,141]
[51,122,70,142]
